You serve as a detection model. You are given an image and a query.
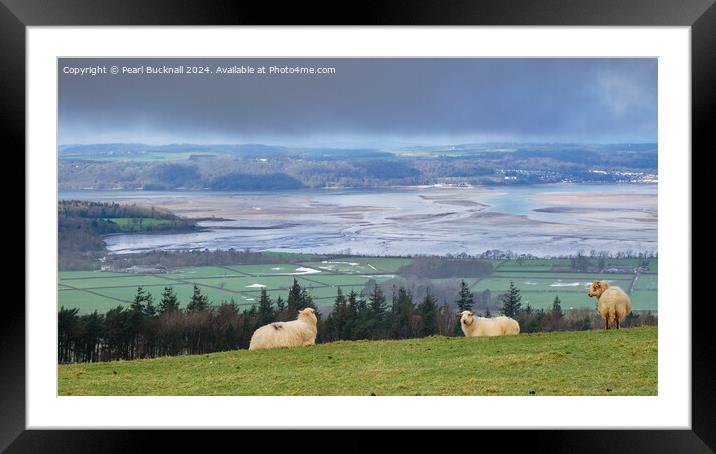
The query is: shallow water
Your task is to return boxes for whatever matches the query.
[60,183,657,257]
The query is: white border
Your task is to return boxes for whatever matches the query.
[27,27,690,429]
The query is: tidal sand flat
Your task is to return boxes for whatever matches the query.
[60,184,657,257]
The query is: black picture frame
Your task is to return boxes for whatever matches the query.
[6,0,711,451]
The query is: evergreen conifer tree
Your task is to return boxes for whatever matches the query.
[287,278,303,314]
[300,287,315,310]
[456,280,474,312]
[158,286,180,315]
[391,287,415,339]
[345,289,362,339]
[275,296,286,311]
[417,289,439,336]
[257,288,275,326]
[500,280,522,317]
[144,295,156,317]
[130,286,150,313]
[187,284,209,312]
[367,283,387,339]
[552,295,563,315]
[327,287,348,340]
[368,283,387,317]
[551,295,564,329]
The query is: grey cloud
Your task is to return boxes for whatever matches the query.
[58,58,657,145]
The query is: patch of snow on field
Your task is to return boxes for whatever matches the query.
[246,283,267,288]
[321,260,360,266]
[271,267,282,270]
[294,267,321,275]
[523,281,537,285]
[550,282,587,287]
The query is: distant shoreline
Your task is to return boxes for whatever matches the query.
[58,180,658,195]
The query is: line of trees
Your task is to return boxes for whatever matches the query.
[58,279,317,363]
[322,284,446,342]
[475,249,657,260]
[398,256,494,279]
[104,249,657,271]
[58,279,657,364]
[99,248,312,272]
[59,200,179,220]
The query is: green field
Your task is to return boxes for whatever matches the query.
[303,257,412,274]
[108,217,173,226]
[58,256,658,314]
[58,290,123,314]
[58,326,657,396]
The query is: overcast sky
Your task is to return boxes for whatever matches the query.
[58,58,657,147]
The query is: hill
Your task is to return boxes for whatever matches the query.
[58,326,657,396]
[58,142,658,190]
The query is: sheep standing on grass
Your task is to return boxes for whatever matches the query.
[249,308,318,351]
[459,311,520,337]
[588,281,632,330]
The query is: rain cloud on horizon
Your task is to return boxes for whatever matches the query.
[58,58,657,147]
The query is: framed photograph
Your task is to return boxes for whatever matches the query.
[8,0,712,451]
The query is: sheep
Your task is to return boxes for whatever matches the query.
[587,281,632,329]
[249,307,318,351]
[459,310,520,337]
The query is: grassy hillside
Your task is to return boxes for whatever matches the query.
[58,326,657,396]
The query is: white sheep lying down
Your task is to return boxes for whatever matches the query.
[249,308,318,351]
[460,311,520,337]
[588,281,632,329]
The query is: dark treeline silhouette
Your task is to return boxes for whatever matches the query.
[59,278,657,364]
[99,248,316,271]
[58,280,316,363]
[567,251,654,272]
[60,200,181,220]
[398,256,493,278]
[473,249,657,261]
[209,172,305,190]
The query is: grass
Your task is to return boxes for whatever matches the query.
[58,326,657,396]
[520,292,595,309]
[92,285,248,307]
[302,257,411,274]
[60,276,173,289]
[105,217,177,232]
[634,274,658,291]
[492,271,636,280]
[478,276,633,291]
[59,271,129,279]
[628,291,659,310]
[58,290,122,313]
